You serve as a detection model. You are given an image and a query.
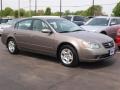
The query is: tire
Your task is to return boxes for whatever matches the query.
[58,45,79,67]
[7,38,19,54]
[101,31,107,35]
[118,46,120,50]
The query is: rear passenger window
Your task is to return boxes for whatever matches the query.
[16,20,32,30]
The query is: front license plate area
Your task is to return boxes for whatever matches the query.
[109,48,115,56]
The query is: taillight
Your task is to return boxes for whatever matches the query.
[115,29,120,45]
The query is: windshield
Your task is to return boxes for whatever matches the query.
[86,18,109,26]
[47,19,84,33]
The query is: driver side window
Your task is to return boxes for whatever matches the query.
[32,20,50,31]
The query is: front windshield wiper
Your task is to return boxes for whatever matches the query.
[59,31,71,33]
[59,29,84,33]
[71,29,84,32]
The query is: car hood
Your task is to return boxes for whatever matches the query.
[81,25,108,33]
[62,31,113,43]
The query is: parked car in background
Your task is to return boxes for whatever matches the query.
[62,15,86,26]
[81,16,120,33]
[102,25,120,48]
[1,17,116,67]
[0,19,20,35]
[0,18,12,24]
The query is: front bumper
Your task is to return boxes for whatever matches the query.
[0,31,2,35]
[78,47,116,62]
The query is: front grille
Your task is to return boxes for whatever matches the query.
[95,54,111,59]
[102,41,114,48]
[99,54,110,58]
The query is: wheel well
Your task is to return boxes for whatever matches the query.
[6,37,14,45]
[101,31,107,35]
[57,42,77,57]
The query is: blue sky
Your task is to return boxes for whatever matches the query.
[2,0,119,15]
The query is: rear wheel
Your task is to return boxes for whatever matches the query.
[7,38,19,54]
[58,45,79,67]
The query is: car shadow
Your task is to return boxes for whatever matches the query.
[19,51,59,63]
[19,51,115,69]
[78,59,116,69]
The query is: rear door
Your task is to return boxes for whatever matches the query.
[14,19,33,49]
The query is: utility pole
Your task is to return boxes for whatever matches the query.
[35,0,37,15]
[1,0,2,18]
[18,0,20,18]
[60,0,62,17]
[92,0,95,16]
[29,0,31,17]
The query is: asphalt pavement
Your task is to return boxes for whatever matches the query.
[0,37,120,90]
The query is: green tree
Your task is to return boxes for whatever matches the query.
[14,10,18,18]
[64,10,71,16]
[86,5,103,16]
[25,10,36,17]
[113,2,120,16]
[14,9,26,18]
[19,8,26,17]
[74,10,87,16]
[45,7,51,15]
[3,7,14,16]
[52,11,61,16]
[37,10,44,15]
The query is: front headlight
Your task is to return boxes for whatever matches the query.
[82,41,101,49]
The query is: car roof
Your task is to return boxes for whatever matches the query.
[20,17,65,21]
[13,17,66,25]
[32,16,61,19]
[62,15,85,17]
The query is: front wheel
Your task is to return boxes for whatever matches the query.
[7,38,19,54]
[58,45,79,67]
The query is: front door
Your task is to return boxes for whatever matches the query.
[30,19,55,55]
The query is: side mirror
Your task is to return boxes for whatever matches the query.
[41,29,52,33]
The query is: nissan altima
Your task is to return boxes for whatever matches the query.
[1,17,116,67]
